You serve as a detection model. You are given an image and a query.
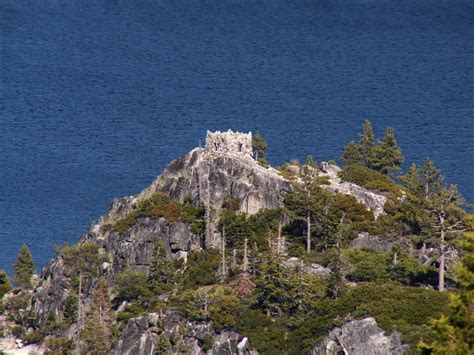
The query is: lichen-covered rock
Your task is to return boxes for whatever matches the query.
[319,162,387,219]
[112,311,256,355]
[309,317,407,355]
[349,232,394,252]
[100,218,199,274]
[143,147,292,247]
[282,257,331,277]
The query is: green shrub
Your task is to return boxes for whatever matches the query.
[338,164,401,197]
[345,246,436,287]
[236,307,288,354]
[56,241,106,282]
[116,303,147,324]
[115,270,152,303]
[12,325,24,337]
[111,192,205,235]
[63,293,78,325]
[199,335,214,352]
[182,249,220,288]
[179,286,240,331]
[23,328,46,344]
[345,248,390,282]
[0,269,12,297]
[286,283,449,353]
[45,336,74,355]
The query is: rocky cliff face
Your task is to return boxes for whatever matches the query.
[113,311,254,355]
[319,162,387,219]
[21,130,393,353]
[309,317,406,355]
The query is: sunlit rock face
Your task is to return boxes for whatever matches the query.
[309,317,407,355]
[30,130,389,330]
[319,162,387,219]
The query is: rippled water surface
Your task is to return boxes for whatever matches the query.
[1,0,473,274]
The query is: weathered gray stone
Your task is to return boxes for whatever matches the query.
[349,232,394,252]
[282,257,331,277]
[205,129,253,158]
[319,162,388,219]
[309,317,407,355]
[111,312,256,355]
[142,146,292,247]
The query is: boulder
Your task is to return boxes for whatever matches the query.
[309,317,407,355]
[111,312,257,355]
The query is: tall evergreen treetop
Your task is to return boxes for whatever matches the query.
[400,163,423,199]
[14,244,35,289]
[421,158,444,200]
[0,269,12,298]
[252,131,268,166]
[418,214,474,353]
[359,120,375,166]
[373,127,404,176]
[341,140,363,166]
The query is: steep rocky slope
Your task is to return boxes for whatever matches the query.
[4,130,397,354]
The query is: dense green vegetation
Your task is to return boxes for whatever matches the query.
[1,124,471,354]
[252,131,268,166]
[13,244,35,289]
[109,192,205,235]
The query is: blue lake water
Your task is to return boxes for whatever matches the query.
[1,0,473,275]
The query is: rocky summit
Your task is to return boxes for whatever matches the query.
[1,127,469,354]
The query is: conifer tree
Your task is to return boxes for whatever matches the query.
[419,214,474,352]
[252,131,268,165]
[148,240,177,294]
[326,215,348,299]
[0,269,12,298]
[421,158,444,200]
[288,261,325,316]
[81,278,112,355]
[372,127,404,176]
[13,244,35,289]
[255,259,288,316]
[284,168,331,254]
[359,120,375,167]
[400,163,423,199]
[341,140,363,165]
[426,184,466,292]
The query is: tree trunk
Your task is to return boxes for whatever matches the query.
[232,248,237,271]
[76,271,82,352]
[277,220,282,255]
[221,227,227,282]
[243,238,249,273]
[306,212,311,254]
[438,214,446,292]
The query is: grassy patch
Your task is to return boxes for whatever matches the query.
[111,192,205,235]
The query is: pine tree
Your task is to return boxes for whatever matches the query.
[341,140,363,166]
[148,240,177,294]
[359,120,376,167]
[400,163,423,199]
[0,269,12,298]
[13,244,35,289]
[81,278,112,355]
[326,215,348,299]
[421,158,444,200]
[419,214,474,353]
[255,256,288,316]
[252,131,268,165]
[426,184,466,292]
[372,127,404,176]
[284,168,331,254]
[287,261,325,316]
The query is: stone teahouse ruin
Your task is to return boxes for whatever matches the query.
[205,129,253,158]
